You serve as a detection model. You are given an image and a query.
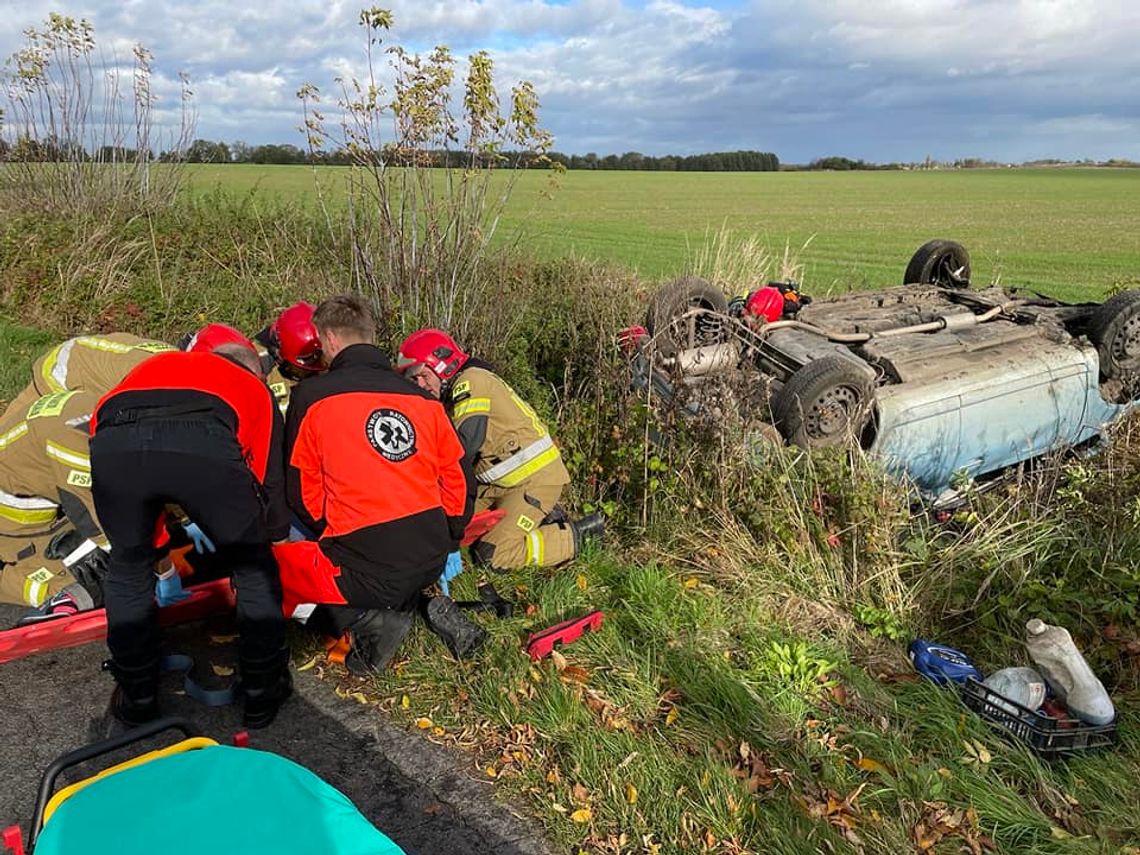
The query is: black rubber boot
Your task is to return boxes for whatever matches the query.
[106,660,160,728]
[424,596,487,659]
[571,512,606,554]
[240,649,293,729]
[344,608,415,676]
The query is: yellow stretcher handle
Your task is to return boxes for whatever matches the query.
[42,737,218,824]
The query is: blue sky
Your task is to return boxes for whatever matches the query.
[1,0,1137,163]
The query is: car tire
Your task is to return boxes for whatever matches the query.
[903,240,971,287]
[772,356,875,448]
[1089,289,1140,384]
[645,276,729,358]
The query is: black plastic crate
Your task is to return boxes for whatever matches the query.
[959,679,1117,759]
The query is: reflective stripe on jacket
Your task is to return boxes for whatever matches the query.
[34,333,173,396]
[448,365,569,489]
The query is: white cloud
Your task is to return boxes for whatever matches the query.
[2,0,1139,161]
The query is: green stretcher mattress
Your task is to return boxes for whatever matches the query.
[35,744,404,855]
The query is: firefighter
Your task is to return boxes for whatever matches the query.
[1,332,174,428]
[395,329,604,571]
[255,302,325,415]
[0,391,110,619]
[275,295,482,674]
[90,342,290,728]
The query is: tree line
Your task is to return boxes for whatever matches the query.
[173,139,780,171]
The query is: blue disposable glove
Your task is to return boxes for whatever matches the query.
[156,570,191,607]
[439,551,463,598]
[183,521,216,554]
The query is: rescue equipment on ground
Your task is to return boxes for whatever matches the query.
[526,610,604,660]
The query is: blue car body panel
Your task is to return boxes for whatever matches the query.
[871,341,1129,494]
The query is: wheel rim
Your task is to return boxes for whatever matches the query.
[1111,313,1140,368]
[803,384,862,440]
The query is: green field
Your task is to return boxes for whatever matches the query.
[186,165,1140,301]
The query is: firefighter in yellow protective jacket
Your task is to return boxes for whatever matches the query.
[396,329,603,570]
[0,390,110,618]
[1,332,174,429]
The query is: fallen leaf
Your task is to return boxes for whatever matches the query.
[485,766,497,778]
[937,768,952,779]
[1050,827,1072,840]
[855,757,889,775]
[551,649,569,672]
[401,694,410,709]
[415,717,433,729]
[829,684,849,705]
[210,664,235,677]
[665,706,679,726]
[571,783,590,803]
[296,655,320,672]
[432,727,445,736]
[626,784,638,804]
[576,574,588,591]
[209,633,239,644]
[570,808,592,824]
[347,691,369,704]
[546,767,561,784]
[525,604,538,616]
[683,577,699,589]
[560,665,591,685]
[974,741,992,764]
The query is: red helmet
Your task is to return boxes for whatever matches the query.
[185,323,256,354]
[744,286,785,324]
[395,329,468,381]
[269,302,321,370]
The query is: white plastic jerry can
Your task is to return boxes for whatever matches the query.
[1024,618,1115,726]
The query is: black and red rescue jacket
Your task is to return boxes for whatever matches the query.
[92,350,289,539]
[284,344,474,598]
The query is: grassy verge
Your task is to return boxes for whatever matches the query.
[317,533,1139,854]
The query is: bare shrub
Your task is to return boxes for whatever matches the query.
[0,13,194,213]
[298,7,558,347]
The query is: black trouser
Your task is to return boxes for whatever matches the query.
[90,415,285,690]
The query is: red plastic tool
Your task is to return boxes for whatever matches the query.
[525,610,605,661]
[2,824,26,855]
[460,508,505,546]
[0,578,237,665]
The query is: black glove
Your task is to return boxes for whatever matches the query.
[44,528,84,561]
[46,529,109,607]
[69,548,109,607]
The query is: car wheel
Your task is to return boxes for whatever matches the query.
[1089,289,1140,385]
[772,356,875,448]
[645,276,729,358]
[903,240,971,287]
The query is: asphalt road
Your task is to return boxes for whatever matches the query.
[0,606,551,855]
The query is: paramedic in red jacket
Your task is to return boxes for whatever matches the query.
[90,343,290,729]
[276,295,480,674]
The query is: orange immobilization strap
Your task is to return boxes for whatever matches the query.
[326,633,352,665]
[170,545,195,579]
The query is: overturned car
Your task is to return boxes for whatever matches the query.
[624,240,1140,501]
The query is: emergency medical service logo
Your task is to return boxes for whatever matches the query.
[366,408,417,462]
